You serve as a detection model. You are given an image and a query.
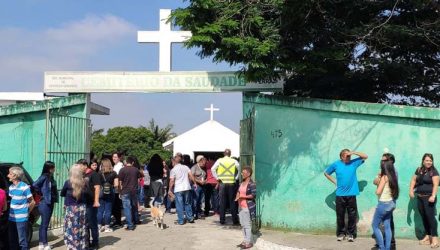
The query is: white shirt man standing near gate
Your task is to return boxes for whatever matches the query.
[212,149,240,225]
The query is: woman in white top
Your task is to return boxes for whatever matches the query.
[372,160,399,250]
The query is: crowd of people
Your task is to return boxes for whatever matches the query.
[6,147,438,250]
[2,147,254,250]
[325,150,439,250]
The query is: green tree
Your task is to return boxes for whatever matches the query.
[147,119,176,143]
[91,125,173,165]
[172,0,440,105]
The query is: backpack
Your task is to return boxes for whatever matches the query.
[102,173,112,195]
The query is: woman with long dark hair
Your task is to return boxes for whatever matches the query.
[33,161,58,250]
[410,153,439,248]
[371,160,399,250]
[147,154,165,207]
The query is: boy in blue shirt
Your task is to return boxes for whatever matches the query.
[8,166,35,250]
[324,149,368,242]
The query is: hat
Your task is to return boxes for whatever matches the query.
[196,155,205,163]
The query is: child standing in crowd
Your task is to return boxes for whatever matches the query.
[61,164,88,250]
[33,161,58,250]
[235,166,256,249]
[8,166,35,250]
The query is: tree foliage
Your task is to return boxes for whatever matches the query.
[91,124,174,164]
[172,0,440,105]
[147,119,177,142]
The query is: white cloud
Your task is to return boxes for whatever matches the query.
[0,15,137,91]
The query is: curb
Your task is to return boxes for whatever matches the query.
[254,238,306,250]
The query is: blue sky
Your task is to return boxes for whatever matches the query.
[0,0,242,134]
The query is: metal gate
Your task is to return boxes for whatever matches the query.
[239,117,255,173]
[45,108,90,229]
[240,110,260,231]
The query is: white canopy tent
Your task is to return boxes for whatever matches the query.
[163,120,240,160]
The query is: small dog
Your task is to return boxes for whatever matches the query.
[150,201,165,230]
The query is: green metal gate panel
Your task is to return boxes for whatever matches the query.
[240,107,259,231]
[240,117,255,173]
[0,94,89,178]
[46,110,90,229]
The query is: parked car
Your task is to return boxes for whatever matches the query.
[0,162,40,249]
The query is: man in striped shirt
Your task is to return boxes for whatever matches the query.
[8,166,35,250]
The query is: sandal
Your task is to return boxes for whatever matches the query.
[241,243,253,249]
[431,243,439,248]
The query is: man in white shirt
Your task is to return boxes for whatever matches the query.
[168,154,197,225]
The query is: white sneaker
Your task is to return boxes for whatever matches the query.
[99,224,104,232]
[43,246,52,250]
[38,246,44,250]
[337,235,345,241]
[347,235,354,242]
[104,225,113,233]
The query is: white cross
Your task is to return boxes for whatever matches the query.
[137,9,192,72]
[204,104,220,121]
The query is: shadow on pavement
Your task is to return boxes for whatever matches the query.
[100,235,121,247]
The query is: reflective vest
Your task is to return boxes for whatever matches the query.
[216,157,237,184]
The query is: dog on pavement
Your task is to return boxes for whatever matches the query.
[150,201,165,230]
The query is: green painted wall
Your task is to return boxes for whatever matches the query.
[0,94,88,179]
[243,93,440,239]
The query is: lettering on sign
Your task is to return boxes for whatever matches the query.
[44,71,283,93]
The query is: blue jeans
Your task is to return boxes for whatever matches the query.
[372,200,396,250]
[192,185,204,217]
[138,186,145,206]
[8,221,28,250]
[121,193,138,229]
[98,194,114,226]
[38,203,54,245]
[175,190,193,224]
[86,205,99,245]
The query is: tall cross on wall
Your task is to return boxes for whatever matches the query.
[137,9,192,72]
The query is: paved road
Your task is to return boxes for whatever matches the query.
[31,208,243,250]
[30,208,429,250]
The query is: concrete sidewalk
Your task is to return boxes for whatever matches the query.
[31,208,428,250]
[259,229,427,250]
